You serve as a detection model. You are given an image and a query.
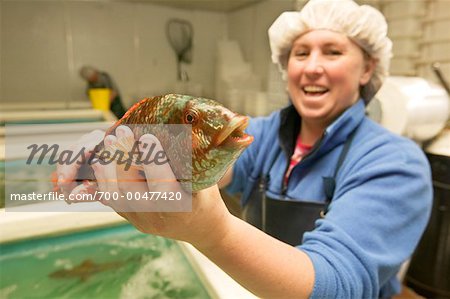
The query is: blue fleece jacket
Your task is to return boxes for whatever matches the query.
[227,99,432,298]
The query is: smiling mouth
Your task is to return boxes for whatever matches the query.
[215,116,254,148]
[303,85,329,96]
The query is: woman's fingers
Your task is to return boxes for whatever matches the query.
[115,126,150,196]
[138,134,178,191]
[91,134,131,211]
[138,134,191,213]
[73,128,188,216]
[95,126,149,212]
[96,135,120,191]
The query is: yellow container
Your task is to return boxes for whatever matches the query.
[88,88,111,111]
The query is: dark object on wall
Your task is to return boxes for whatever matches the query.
[405,153,450,298]
[166,18,193,81]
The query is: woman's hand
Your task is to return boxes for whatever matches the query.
[55,126,314,298]
[91,125,232,247]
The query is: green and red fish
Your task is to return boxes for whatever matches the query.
[55,94,253,192]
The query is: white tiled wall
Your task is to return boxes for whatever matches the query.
[1,1,227,108]
[2,1,72,105]
[4,0,446,114]
[228,0,295,92]
[378,0,450,85]
[226,0,296,115]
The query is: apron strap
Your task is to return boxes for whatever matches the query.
[321,128,358,215]
[257,127,358,217]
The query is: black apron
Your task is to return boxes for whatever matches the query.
[243,130,356,246]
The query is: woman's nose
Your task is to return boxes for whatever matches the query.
[303,53,324,76]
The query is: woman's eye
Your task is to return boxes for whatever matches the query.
[294,51,308,57]
[327,50,342,56]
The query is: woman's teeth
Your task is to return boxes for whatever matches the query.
[303,86,328,95]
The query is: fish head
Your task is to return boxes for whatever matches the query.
[174,96,254,191]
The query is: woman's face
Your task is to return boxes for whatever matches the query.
[287,30,374,127]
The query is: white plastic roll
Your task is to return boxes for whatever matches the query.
[374,76,449,142]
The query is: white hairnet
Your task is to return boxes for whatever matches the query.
[268,0,393,103]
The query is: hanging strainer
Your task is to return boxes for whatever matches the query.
[166,19,193,81]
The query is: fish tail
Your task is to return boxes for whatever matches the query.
[50,162,98,196]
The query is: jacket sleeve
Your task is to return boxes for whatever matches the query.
[226,114,275,195]
[300,136,433,298]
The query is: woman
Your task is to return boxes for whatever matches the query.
[59,0,432,297]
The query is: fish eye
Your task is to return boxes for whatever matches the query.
[184,110,198,125]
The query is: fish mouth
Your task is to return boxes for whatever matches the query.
[215,116,253,148]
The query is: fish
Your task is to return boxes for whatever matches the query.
[54,94,253,192]
[48,258,135,282]
[48,259,122,282]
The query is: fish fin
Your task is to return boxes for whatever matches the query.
[103,97,150,136]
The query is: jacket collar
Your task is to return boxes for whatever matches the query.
[278,99,366,159]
